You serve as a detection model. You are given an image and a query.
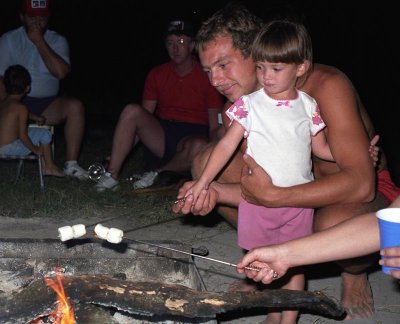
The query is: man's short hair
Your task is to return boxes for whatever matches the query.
[196,3,263,58]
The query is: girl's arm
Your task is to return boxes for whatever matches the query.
[311,130,333,161]
[185,121,245,202]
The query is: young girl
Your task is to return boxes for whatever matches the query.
[180,20,332,324]
[0,64,64,177]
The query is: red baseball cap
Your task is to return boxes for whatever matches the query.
[21,0,50,17]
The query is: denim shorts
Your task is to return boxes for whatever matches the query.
[0,127,52,156]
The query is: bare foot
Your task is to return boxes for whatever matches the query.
[43,167,65,178]
[341,272,374,320]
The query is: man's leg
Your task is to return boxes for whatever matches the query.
[158,135,208,174]
[313,193,386,319]
[42,97,85,162]
[107,103,165,179]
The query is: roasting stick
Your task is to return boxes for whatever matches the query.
[124,237,260,272]
[94,224,261,272]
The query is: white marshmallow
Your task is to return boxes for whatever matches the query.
[106,227,124,244]
[94,224,109,240]
[72,224,86,238]
[58,226,74,242]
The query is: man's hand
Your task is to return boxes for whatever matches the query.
[26,17,45,45]
[241,154,276,207]
[172,180,218,216]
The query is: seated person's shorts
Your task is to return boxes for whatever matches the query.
[158,119,209,164]
[23,96,57,116]
[0,127,52,156]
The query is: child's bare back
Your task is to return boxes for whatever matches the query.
[0,97,27,147]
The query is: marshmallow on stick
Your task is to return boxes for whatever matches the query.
[107,227,124,244]
[94,224,109,240]
[58,224,87,242]
[94,224,123,244]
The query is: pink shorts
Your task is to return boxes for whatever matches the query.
[238,200,313,251]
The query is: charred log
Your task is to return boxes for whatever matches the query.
[0,275,344,323]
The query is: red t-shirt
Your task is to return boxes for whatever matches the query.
[143,60,223,126]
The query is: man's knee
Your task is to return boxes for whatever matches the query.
[192,142,214,179]
[66,97,84,115]
[313,193,387,232]
[181,137,208,161]
[119,103,142,121]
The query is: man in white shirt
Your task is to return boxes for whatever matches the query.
[0,0,88,179]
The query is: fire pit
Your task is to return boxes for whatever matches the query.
[0,238,217,323]
[0,238,345,323]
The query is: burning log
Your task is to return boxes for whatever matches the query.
[0,274,344,322]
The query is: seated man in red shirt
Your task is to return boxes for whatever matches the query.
[95,20,223,192]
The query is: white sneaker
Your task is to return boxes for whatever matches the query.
[132,171,158,189]
[64,163,89,180]
[95,172,119,192]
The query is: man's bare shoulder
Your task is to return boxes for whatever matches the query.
[302,64,355,101]
[310,64,349,85]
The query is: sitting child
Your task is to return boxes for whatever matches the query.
[0,64,64,177]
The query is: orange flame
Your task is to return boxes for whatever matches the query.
[43,269,75,324]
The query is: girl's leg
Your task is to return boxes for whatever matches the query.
[279,272,304,324]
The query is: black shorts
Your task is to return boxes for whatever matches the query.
[159,119,209,164]
[23,96,57,116]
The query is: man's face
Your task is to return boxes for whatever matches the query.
[165,34,194,65]
[21,13,49,34]
[199,35,260,103]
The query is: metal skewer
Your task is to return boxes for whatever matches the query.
[125,237,260,272]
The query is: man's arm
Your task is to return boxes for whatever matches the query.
[27,20,70,79]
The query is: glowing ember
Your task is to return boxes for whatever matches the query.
[30,268,75,324]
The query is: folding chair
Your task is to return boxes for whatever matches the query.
[29,124,55,158]
[0,153,44,190]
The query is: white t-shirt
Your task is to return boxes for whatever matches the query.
[226,88,326,187]
[0,26,70,97]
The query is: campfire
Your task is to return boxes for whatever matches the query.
[29,268,75,324]
[0,238,344,323]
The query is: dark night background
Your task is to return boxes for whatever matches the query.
[1,0,398,182]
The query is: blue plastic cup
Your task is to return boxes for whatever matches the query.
[376,208,400,274]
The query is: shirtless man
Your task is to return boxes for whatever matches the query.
[173,4,399,320]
